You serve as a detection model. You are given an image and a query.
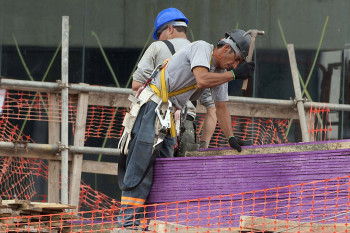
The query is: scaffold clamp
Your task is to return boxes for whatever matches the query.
[13,140,29,152]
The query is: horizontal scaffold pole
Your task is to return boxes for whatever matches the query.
[1,77,350,112]
[0,141,121,157]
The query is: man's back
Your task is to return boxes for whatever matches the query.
[132,38,190,87]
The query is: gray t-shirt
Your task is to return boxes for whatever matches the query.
[149,40,228,109]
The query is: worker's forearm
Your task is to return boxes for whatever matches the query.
[200,107,217,145]
[193,67,233,89]
[132,80,144,91]
[215,102,233,139]
[196,72,233,88]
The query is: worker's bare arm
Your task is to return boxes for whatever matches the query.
[132,80,144,91]
[193,66,233,89]
[215,101,233,139]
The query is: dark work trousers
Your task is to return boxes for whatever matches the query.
[117,101,176,227]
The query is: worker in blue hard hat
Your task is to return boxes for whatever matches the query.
[152,7,188,40]
[132,7,217,152]
[118,7,218,230]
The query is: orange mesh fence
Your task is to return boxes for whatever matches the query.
[84,106,127,140]
[309,103,332,141]
[0,175,349,232]
[2,90,76,123]
[1,90,293,146]
[1,90,336,146]
[79,184,120,212]
[0,157,47,201]
[196,115,290,147]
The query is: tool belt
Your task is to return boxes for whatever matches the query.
[117,88,154,155]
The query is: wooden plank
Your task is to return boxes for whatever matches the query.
[0,149,61,160]
[30,202,75,210]
[2,200,30,205]
[196,102,299,119]
[69,91,89,212]
[287,44,309,142]
[71,222,120,232]
[0,152,118,176]
[48,93,61,203]
[185,139,350,157]
[88,92,131,108]
[88,92,300,119]
[148,220,246,233]
[82,160,118,175]
[240,215,350,233]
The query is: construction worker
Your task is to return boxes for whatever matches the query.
[132,7,217,152]
[117,28,254,230]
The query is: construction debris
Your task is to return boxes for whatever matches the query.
[0,199,76,233]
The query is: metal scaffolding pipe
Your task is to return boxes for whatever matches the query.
[70,146,121,156]
[0,141,59,152]
[228,96,294,106]
[70,84,132,95]
[228,96,350,111]
[304,102,350,111]
[0,141,120,156]
[2,78,350,112]
[0,78,59,90]
[61,16,69,205]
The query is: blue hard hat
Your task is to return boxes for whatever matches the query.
[153,8,189,40]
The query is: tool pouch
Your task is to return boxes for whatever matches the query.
[176,118,198,157]
[117,89,154,155]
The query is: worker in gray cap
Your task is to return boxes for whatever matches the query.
[117,28,254,230]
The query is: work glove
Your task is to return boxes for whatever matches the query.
[229,62,255,80]
[228,136,244,152]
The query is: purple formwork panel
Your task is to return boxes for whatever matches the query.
[146,140,350,228]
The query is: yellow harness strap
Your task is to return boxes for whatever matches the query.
[160,65,168,103]
[149,60,198,137]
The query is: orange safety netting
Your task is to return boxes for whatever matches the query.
[1,90,292,147]
[309,103,332,141]
[0,175,349,232]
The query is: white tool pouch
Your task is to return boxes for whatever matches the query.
[117,89,154,155]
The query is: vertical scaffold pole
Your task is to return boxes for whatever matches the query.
[61,16,69,204]
[287,44,310,142]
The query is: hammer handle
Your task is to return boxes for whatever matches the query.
[242,36,256,90]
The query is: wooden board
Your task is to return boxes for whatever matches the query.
[148,220,248,233]
[240,215,350,232]
[186,139,350,157]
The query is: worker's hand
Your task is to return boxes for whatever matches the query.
[230,62,255,80]
[228,136,244,152]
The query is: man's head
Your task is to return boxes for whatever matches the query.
[214,29,252,70]
[153,8,188,40]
